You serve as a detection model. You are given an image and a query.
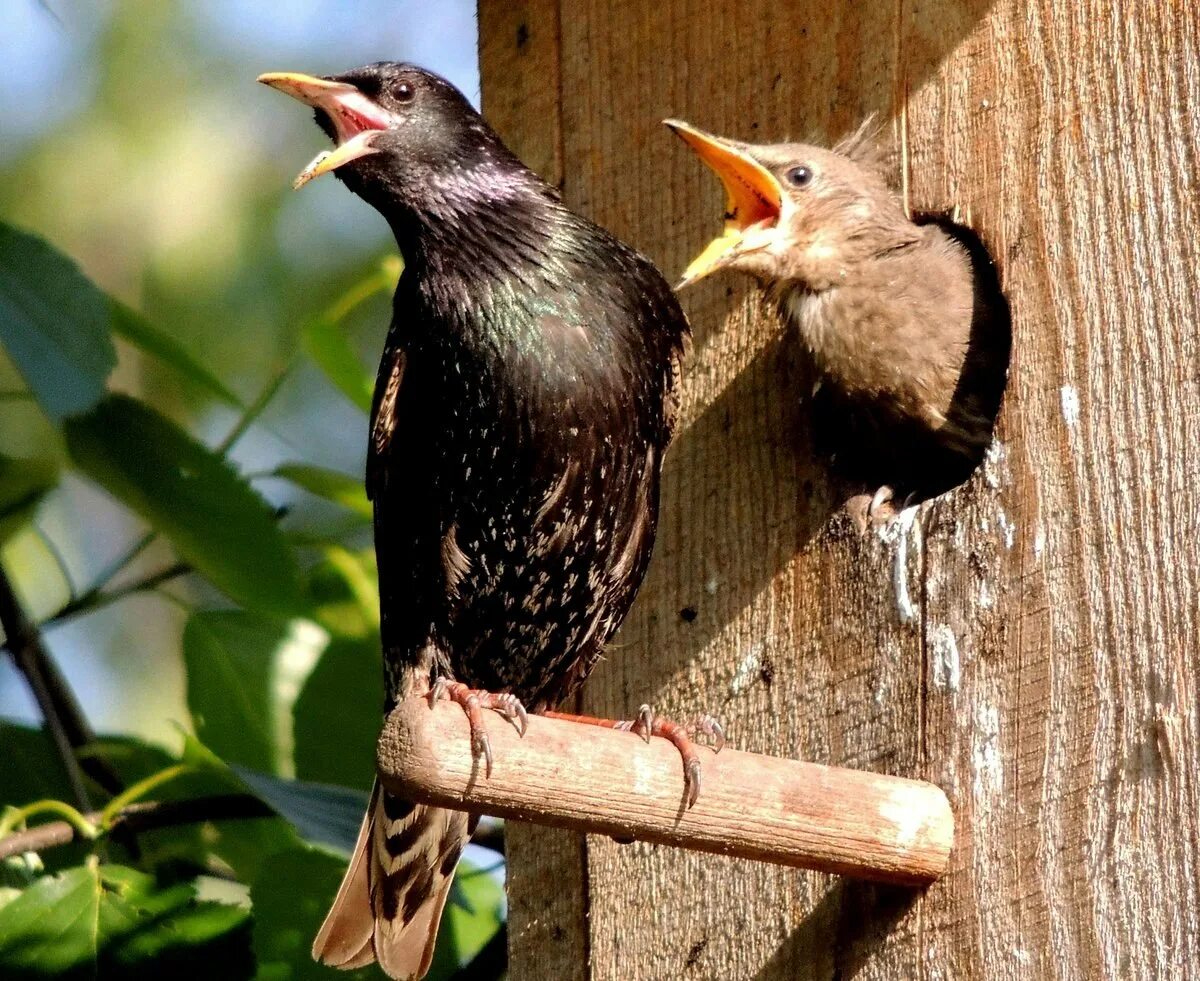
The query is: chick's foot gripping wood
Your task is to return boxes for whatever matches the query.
[429,680,529,778]
[545,705,725,808]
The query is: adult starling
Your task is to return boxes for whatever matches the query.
[667,120,1009,514]
[259,64,699,978]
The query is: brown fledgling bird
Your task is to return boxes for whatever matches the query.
[666,120,1009,515]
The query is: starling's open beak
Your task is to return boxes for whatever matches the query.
[258,72,393,188]
[665,120,783,287]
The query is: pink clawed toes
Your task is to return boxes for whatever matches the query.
[428,679,529,778]
[546,704,727,809]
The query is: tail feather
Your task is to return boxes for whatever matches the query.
[313,780,471,980]
[310,789,375,968]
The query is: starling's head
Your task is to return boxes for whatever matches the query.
[259,63,515,214]
[665,120,914,291]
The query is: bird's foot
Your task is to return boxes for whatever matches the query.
[428,679,529,778]
[847,485,917,533]
[868,484,895,520]
[545,705,725,809]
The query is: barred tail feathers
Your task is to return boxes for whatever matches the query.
[312,781,471,980]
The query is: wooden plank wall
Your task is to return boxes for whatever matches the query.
[479,1,1200,977]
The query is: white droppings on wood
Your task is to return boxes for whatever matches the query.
[930,624,961,693]
[878,506,920,626]
[1033,524,1046,559]
[704,576,719,596]
[978,577,995,610]
[728,643,764,696]
[972,703,1003,803]
[982,439,1007,489]
[996,507,1016,550]
[1060,384,1081,428]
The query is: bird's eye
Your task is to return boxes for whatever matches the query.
[786,165,813,188]
[395,82,415,104]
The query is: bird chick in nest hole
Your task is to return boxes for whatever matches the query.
[667,118,1011,530]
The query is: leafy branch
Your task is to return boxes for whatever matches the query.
[0,793,272,861]
[0,562,123,803]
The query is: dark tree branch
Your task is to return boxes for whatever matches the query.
[0,793,275,860]
[44,561,191,630]
[0,562,124,802]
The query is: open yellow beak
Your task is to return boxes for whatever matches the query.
[258,72,392,188]
[665,120,783,286]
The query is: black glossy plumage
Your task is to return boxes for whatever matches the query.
[293,63,688,979]
[338,66,688,713]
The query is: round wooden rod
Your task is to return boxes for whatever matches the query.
[377,698,953,886]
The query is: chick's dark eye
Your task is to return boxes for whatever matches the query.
[394,82,415,103]
[786,165,813,188]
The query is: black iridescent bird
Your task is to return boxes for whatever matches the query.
[259,64,700,979]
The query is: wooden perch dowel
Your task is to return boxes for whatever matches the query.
[377,698,953,886]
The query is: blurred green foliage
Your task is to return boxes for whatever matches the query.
[0,218,505,977]
[0,208,501,969]
[0,5,500,976]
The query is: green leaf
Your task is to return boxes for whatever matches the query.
[0,863,252,978]
[0,723,74,808]
[301,320,373,413]
[182,611,325,775]
[273,464,371,521]
[302,547,379,640]
[0,222,117,421]
[0,454,58,546]
[110,301,241,407]
[229,768,366,857]
[182,612,281,773]
[293,637,381,791]
[63,394,303,616]
[300,254,401,415]
[178,735,365,857]
[249,847,376,981]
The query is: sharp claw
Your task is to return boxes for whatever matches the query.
[706,718,726,754]
[495,694,528,736]
[684,759,701,809]
[475,729,494,778]
[635,704,654,744]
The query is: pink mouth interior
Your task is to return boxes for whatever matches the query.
[326,92,393,143]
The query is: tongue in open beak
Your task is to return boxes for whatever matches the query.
[258,72,393,188]
[665,120,783,287]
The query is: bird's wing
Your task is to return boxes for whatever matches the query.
[366,339,406,501]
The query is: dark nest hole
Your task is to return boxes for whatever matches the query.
[811,213,1012,509]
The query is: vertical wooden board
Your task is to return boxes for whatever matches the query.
[907,1,1200,977]
[555,2,933,978]
[478,0,562,185]
[480,0,1200,977]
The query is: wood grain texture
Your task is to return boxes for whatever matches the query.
[378,698,954,883]
[478,0,1200,977]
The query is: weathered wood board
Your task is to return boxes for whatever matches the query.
[480,1,1200,977]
